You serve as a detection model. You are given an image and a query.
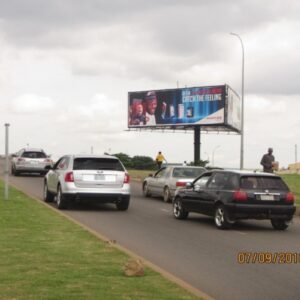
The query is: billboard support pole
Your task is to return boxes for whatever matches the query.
[194,126,201,164]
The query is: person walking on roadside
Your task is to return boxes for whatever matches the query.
[260,147,275,173]
[155,151,167,169]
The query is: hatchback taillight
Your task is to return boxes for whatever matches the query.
[124,173,130,184]
[45,159,52,163]
[233,190,247,201]
[17,158,25,162]
[64,172,74,182]
[176,181,187,187]
[285,192,295,203]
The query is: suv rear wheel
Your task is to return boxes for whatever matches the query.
[116,196,130,211]
[271,218,290,230]
[57,186,67,209]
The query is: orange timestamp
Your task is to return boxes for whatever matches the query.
[237,252,300,264]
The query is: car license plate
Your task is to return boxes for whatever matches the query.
[260,195,274,201]
[30,161,39,164]
[95,174,105,180]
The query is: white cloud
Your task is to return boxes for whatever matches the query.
[10,94,56,114]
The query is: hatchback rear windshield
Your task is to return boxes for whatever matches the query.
[173,167,205,178]
[73,158,124,171]
[22,151,47,158]
[240,176,289,190]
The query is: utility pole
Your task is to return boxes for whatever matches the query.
[4,123,10,200]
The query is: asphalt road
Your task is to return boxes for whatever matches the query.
[2,169,300,300]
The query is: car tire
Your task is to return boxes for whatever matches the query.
[271,218,290,230]
[214,204,233,229]
[143,182,151,197]
[116,196,130,211]
[163,187,171,203]
[173,197,189,219]
[43,182,54,202]
[56,186,67,209]
[11,165,19,176]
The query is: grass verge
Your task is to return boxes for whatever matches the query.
[280,174,300,205]
[0,180,199,300]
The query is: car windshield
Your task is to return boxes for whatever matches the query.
[73,158,124,171]
[240,176,289,190]
[22,151,47,158]
[172,167,205,178]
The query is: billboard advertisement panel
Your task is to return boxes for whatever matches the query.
[226,86,241,131]
[128,85,226,128]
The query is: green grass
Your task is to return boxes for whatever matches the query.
[0,181,199,300]
[280,174,300,204]
[128,169,156,181]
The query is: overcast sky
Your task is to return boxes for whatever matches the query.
[0,0,299,169]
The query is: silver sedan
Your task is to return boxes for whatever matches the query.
[142,166,206,202]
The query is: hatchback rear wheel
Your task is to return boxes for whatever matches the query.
[271,218,291,230]
[214,204,233,229]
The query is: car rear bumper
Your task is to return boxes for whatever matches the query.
[225,203,296,220]
[63,193,130,203]
[15,166,50,173]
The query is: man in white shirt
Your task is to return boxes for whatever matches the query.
[144,91,157,125]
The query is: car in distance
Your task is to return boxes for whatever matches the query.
[11,148,53,176]
[173,170,296,230]
[43,154,130,210]
[143,166,206,202]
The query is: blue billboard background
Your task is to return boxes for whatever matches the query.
[128,85,225,127]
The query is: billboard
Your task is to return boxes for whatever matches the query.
[128,84,241,133]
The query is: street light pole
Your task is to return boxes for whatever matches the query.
[4,123,10,200]
[230,32,245,170]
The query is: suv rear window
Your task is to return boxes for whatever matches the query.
[22,151,47,158]
[73,158,124,171]
[240,176,289,190]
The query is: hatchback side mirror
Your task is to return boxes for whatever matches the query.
[148,173,153,177]
[186,182,193,188]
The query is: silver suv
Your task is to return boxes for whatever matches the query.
[43,154,130,210]
[11,148,53,176]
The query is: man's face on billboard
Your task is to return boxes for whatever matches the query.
[146,98,157,115]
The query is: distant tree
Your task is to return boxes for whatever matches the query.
[189,159,209,168]
[113,153,133,169]
[131,155,156,170]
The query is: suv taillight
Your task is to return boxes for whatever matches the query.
[233,190,247,201]
[285,192,294,203]
[124,173,130,184]
[64,172,74,182]
[176,181,186,187]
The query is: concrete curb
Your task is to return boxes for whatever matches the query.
[7,181,213,300]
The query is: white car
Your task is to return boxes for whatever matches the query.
[11,148,53,176]
[43,154,130,210]
[143,166,206,202]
